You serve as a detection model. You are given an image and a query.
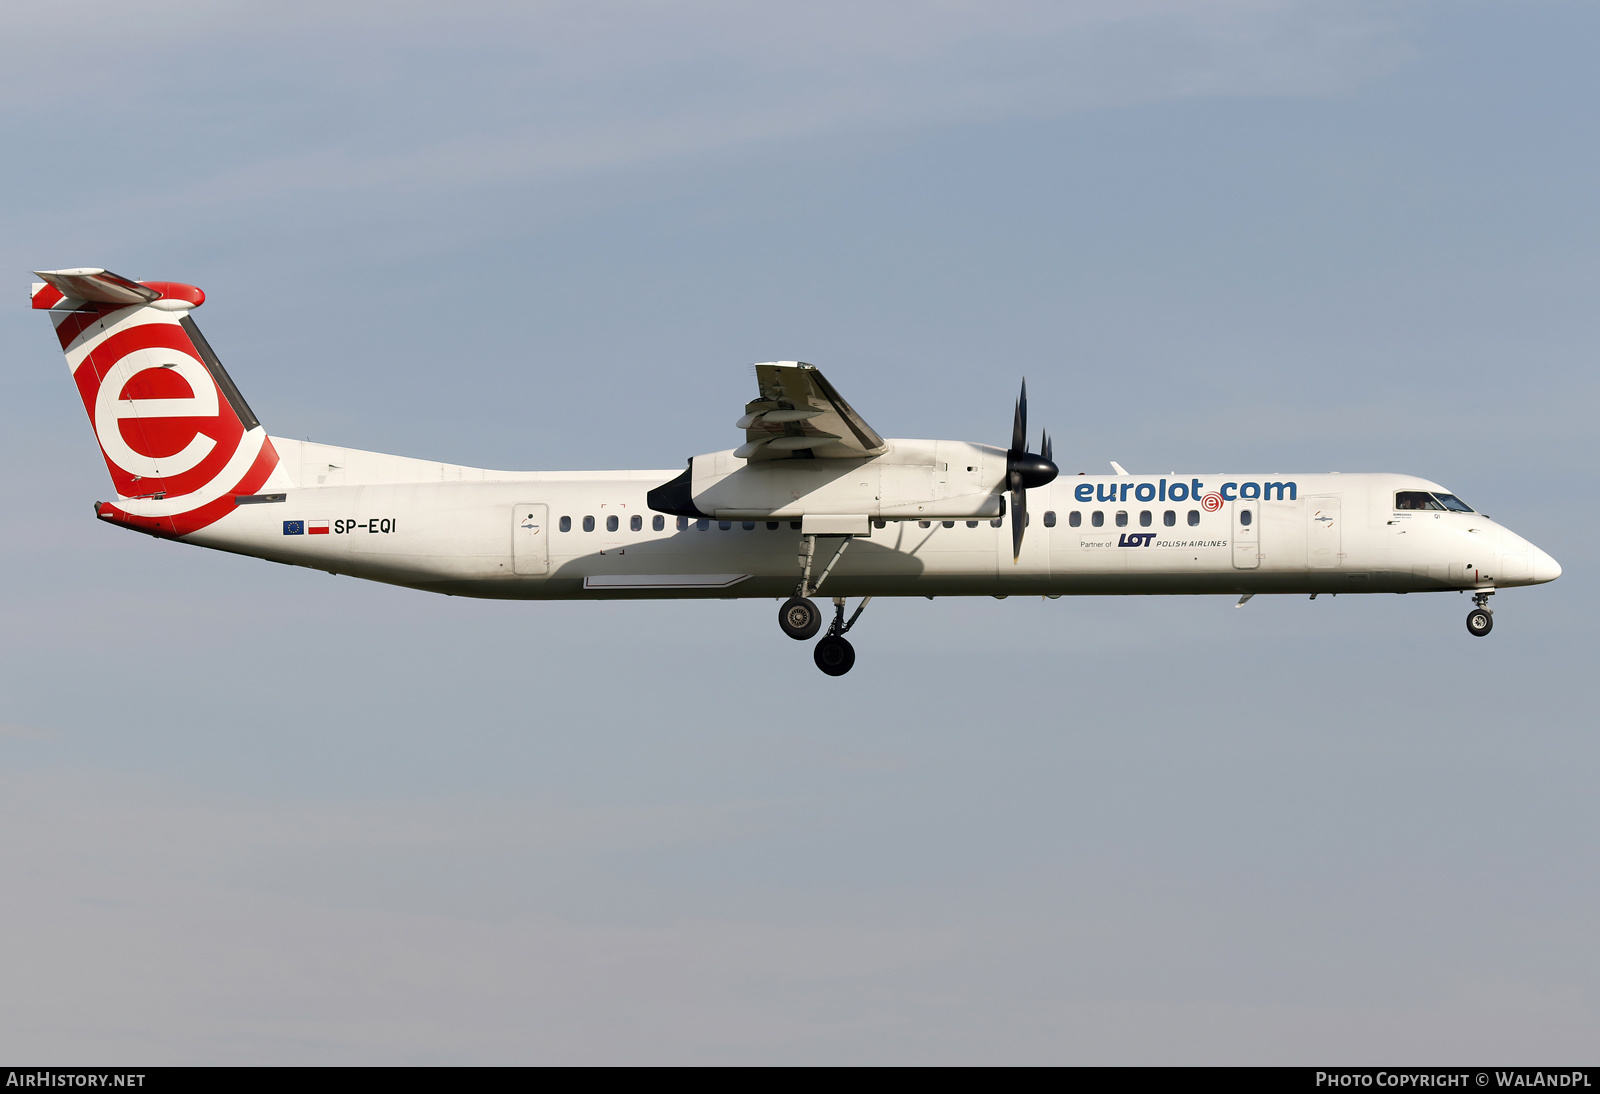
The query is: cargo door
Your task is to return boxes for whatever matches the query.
[1307,497,1341,569]
[1232,501,1260,570]
[513,503,549,575]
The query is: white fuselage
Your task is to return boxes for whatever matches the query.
[174,438,1561,601]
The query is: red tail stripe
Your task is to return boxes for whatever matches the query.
[94,436,281,539]
[54,309,104,350]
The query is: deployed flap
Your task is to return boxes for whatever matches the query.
[734,362,887,461]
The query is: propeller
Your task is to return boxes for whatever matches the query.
[1005,379,1059,561]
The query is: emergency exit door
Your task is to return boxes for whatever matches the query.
[513,504,549,575]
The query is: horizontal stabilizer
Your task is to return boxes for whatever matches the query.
[33,268,160,307]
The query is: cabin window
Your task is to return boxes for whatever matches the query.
[742,521,755,530]
[697,519,710,531]
[918,520,931,528]
[1091,511,1104,528]
[719,521,732,530]
[991,518,1003,528]
[1434,493,1474,513]
[966,521,978,528]
[1188,510,1200,526]
[1240,509,1253,526]
[630,515,642,531]
[676,516,688,530]
[1115,511,1128,527]
[654,515,665,531]
[582,515,595,532]
[559,516,571,532]
[1043,511,1056,527]
[942,520,955,528]
[767,522,780,530]
[1139,510,1152,527]
[873,519,886,528]
[606,515,619,532]
[791,521,802,530]
[1069,511,1081,528]
[1163,510,1176,527]
[1395,491,1445,511]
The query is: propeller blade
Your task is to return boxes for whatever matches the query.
[1002,378,1055,562]
[1011,486,1027,561]
[1011,379,1027,455]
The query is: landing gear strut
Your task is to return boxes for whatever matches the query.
[1466,589,1494,638]
[813,596,871,676]
[780,533,854,643]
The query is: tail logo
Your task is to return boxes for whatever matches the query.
[38,269,281,538]
[75,323,248,502]
[94,347,223,485]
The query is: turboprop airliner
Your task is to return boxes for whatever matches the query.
[32,268,1562,675]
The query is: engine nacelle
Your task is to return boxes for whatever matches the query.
[648,439,1007,521]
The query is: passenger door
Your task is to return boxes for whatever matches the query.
[1232,501,1260,569]
[513,503,549,575]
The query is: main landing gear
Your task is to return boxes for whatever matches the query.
[779,595,872,675]
[1466,589,1494,638]
[779,596,823,640]
[780,533,870,674]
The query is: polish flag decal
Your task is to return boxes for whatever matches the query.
[308,520,330,535]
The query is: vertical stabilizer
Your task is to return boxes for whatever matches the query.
[32,268,282,537]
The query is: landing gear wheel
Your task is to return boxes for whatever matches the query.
[814,635,856,676]
[779,597,823,640]
[1466,608,1493,637]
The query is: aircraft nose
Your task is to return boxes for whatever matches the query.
[1532,547,1562,584]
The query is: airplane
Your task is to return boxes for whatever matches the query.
[31,267,1562,676]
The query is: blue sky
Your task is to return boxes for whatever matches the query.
[1,0,1595,1063]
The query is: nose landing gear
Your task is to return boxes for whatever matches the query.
[1466,589,1494,637]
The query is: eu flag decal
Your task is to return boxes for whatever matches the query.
[283,520,305,535]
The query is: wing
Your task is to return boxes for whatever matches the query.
[732,362,887,461]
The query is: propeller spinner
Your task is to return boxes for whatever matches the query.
[1005,379,1059,561]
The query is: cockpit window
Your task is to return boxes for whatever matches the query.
[1395,491,1444,511]
[1395,490,1475,513]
